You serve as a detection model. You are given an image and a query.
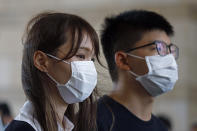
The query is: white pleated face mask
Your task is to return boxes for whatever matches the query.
[46,54,97,104]
[127,54,178,97]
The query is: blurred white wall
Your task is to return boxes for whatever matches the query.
[0,0,197,131]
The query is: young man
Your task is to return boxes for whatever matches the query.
[191,123,197,131]
[97,10,179,131]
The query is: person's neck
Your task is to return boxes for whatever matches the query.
[109,78,154,121]
[51,94,68,129]
[45,79,69,129]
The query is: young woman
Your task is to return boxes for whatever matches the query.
[6,12,100,131]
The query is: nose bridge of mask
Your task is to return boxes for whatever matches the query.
[65,61,97,96]
[71,61,97,81]
[146,54,177,71]
[126,53,177,77]
[66,61,97,96]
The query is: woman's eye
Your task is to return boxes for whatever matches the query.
[76,55,85,59]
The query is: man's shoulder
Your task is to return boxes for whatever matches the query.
[151,115,169,131]
[97,96,114,131]
[97,95,114,119]
[5,120,35,131]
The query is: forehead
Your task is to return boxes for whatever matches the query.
[55,34,94,58]
[79,34,93,50]
[134,30,171,47]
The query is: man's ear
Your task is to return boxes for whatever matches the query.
[115,51,130,71]
[33,51,49,72]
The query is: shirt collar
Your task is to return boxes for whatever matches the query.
[15,101,74,131]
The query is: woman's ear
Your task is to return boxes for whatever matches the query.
[114,51,130,71]
[33,51,49,72]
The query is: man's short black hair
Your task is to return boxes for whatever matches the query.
[101,10,174,82]
[0,103,11,116]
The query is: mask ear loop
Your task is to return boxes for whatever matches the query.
[129,70,139,77]
[46,53,70,64]
[46,72,61,86]
[127,53,144,60]
[126,53,145,77]
[45,53,71,86]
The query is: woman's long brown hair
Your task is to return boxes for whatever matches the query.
[21,12,100,131]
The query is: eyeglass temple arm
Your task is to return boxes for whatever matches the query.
[125,42,155,52]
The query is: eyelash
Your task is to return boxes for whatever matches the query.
[76,54,85,59]
[76,54,95,61]
[150,46,157,50]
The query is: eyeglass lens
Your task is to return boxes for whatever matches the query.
[156,41,178,59]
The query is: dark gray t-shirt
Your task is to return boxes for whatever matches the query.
[97,95,168,131]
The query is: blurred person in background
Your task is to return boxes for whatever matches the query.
[0,103,13,131]
[6,12,100,131]
[191,122,197,131]
[97,10,179,131]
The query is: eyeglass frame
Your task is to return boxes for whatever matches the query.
[125,40,179,59]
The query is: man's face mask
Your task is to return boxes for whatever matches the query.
[125,40,179,97]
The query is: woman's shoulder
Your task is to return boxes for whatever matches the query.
[6,101,41,131]
[5,120,35,131]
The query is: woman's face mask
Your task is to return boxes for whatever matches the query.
[44,35,97,104]
[46,54,97,104]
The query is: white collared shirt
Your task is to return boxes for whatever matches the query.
[15,101,74,131]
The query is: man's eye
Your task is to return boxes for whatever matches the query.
[151,47,157,50]
[150,45,157,50]
[76,55,85,59]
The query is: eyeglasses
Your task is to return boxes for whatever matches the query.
[125,40,179,60]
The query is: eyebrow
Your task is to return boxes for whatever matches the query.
[78,47,92,52]
[78,47,95,58]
